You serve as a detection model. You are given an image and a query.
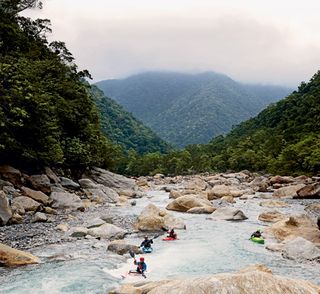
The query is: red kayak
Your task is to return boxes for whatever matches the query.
[162,237,178,241]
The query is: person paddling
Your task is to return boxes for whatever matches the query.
[251,229,262,238]
[140,236,153,249]
[168,228,177,239]
[133,257,147,275]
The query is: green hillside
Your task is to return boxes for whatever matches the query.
[90,85,171,154]
[96,72,291,147]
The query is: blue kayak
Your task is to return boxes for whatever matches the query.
[141,247,153,253]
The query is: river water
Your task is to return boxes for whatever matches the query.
[1,190,319,293]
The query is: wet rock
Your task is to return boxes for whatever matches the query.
[0,191,12,225]
[107,240,140,255]
[0,243,40,266]
[166,195,214,213]
[266,215,320,243]
[282,237,320,262]
[50,191,84,211]
[85,167,135,191]
[27,174,51,193]
[32,212,47,223]
[210,207,248,221]
[110,264,320,294]
[12,196,40,212]
[295,183,320,199]
[87,223,126,239]
[272,184,305,198]
[21,186,49,205]
[0,165,22,186]
[258,211,286,223]
[60,177,80,190]
[135,204,185,231]
[259,200,289,208]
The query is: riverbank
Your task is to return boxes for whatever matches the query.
[1,169,320,293]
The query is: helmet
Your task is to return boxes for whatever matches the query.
[144,236,148,239]
[140,257,145,262]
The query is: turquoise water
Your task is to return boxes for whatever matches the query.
[0,190,319,293]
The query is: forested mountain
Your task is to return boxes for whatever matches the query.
[90,86,171,154]
[96,72,292,147]
[123,71,320,176]
[0,1,169,172]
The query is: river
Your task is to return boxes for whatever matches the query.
[0,189,319,293]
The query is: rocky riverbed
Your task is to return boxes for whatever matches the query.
[1,167,320,293]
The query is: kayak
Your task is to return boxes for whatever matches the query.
[121,270,148,279]
[162,237,178,241]
[250,237,265,244]
[141,246,153,253]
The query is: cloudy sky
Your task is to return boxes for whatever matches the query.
[24,0,320,86]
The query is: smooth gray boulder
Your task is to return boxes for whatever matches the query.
[0,191,12,225]
[87,223,126,239]
[32,212,47,223]
[210,207,248,221]
[85,167,135,191]
[282,237,320,262]
[50,192,84,210]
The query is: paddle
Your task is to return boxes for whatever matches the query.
[128,250,147,278]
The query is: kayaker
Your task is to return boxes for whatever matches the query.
[251,229,262,238]
[140,236,153,249]
[134,257,147,274]
[168,228,177,239]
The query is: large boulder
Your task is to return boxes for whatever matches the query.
[0,243,40,266]
[84,186,119,204]
[50,192,84,211]
[60,177,80,190]
[265,215,320,244]
[270,175,294,185]
[21,186,49,205]
[107,240,140,255]
[207,185,231,199]
[135,204,185,231]
[0,191,12,225]
[295,183,320,199]
[85,167,135,191]
[12,196,40,212]
[259,200,289,208]
[248,176,270,192]
[110,264,320,294]
[87,223,126,239]
[210,207,248,221]
[27,174,51,193]
[0,165,22,186]
[282,237,320,262]
[272,184,305,198]
[166,195,214,213]
[258,210,286,223]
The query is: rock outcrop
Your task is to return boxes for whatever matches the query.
[0,243,40,266]
[210,207,248,221]
[109,264,320,294]
[166,195,214,213]
[135,204,185,231]
[265,215,320,244]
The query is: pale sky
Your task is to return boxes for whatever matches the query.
[24,0,320,86]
